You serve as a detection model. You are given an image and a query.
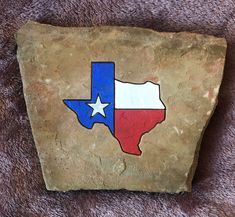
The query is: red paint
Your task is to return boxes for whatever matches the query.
[114,109,166,155]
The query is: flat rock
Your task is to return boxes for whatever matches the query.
[16,21,226,192]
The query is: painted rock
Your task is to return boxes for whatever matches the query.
[16,21,226,192]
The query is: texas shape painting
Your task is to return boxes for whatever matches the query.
[64,62,166,155]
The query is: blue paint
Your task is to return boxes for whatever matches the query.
[63,62,115,134]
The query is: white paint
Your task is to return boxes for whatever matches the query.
[87,95,109,117]
[115,80,165,109]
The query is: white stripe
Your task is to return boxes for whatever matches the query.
[115,80,165,109]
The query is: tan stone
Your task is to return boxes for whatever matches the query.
[16,21,226,192]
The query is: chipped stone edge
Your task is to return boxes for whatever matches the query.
[16,21,227,193]
[17,21,227,47]
[186,80,226,192]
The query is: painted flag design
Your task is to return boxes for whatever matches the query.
[64,62,166,155]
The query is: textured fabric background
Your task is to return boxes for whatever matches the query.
[0,1,235,216]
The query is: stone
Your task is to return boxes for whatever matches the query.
[16,21,226,192]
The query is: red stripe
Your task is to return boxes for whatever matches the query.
[114,109,166,155]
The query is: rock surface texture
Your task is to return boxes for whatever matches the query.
[16,21,226,192]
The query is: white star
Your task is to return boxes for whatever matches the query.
[87,95,110,117]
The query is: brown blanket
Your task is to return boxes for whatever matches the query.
[0,1,234,216]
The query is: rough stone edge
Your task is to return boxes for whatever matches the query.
[15,21,227,193]
[16,21,227,46]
